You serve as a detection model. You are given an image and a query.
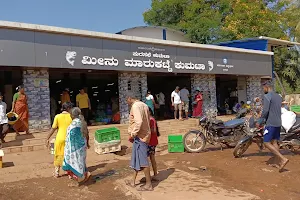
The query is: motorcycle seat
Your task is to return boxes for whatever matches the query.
[223,118,245,128]
[211,119,224,125]
[213,123,241,130]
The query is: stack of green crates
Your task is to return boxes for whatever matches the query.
[168,135,185,153]
[95,127,121,143]
[291,105,300,114]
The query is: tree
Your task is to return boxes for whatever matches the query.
[274,47,300,92]
[143,0,232,44]
[143,0,300,44]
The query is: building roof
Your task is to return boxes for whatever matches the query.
[116,26,186,37]
[218,36,300,48]
[0,20,273,56]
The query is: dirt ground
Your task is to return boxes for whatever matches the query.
[1,144,300,200]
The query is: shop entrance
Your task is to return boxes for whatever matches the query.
[147,73,191,119]
[216,75,238,115]
[49,69,119,125]
[0,67,23,110]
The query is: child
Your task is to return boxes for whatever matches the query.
[128,106,160,182]
[148,106,160,181]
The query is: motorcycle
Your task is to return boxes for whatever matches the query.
[233,117,300,158]
[183,108,249,153]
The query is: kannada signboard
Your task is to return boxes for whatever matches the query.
[0,28,272,76]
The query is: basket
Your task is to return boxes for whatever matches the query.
[95,127,120,143]
[6,112,19,125]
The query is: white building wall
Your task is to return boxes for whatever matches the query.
[120,27,190,42]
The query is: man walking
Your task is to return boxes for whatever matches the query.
[171,86,182,120]
[260,81,289,172]
[76,87,91,123]
[180,86,190,119]
[126,92,153,191]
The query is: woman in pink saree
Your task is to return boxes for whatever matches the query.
[192,89,203,118]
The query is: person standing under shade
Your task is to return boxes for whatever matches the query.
[61,88,70,104]
[0,92,9,144]
[180,86,190,119]
[145,90,155,114]
[11,85,30,135]
[192,88,203,118]
[158,92,165,119]
[171,86,183,120]
[76,87,91,123]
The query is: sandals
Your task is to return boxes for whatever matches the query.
[279,159,289,172]
[140,176,159,183]
[125,180,136,188]
[136,185,154,191]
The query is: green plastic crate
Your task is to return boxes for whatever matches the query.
[168,135,184,153]
[291,105,300,113]
[95,127,120,143]
[168,135,183,143]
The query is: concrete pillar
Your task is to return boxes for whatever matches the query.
[246,76,263,102]
[237,76,247,102]
[23,69,51,131]
[118,72,147,124]
[191,74,217,115]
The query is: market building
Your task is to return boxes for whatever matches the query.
[0,21,275,131]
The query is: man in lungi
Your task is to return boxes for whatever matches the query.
[126,92,153,191]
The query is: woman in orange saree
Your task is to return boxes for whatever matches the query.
[11,85,30,135]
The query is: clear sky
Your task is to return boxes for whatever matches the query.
[0,0,151,33]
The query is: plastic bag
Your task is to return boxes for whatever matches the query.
[281,108,296,132]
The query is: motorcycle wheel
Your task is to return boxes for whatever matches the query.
[183,131,206,153]
[233,140,252,158]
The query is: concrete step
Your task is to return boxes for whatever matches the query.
[2,119,199,154]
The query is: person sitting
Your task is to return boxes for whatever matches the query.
[232,101,241,113]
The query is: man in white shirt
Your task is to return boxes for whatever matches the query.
[0,92,9,145]
[158,92,165,118]
[171,86,183,120]
[180,86,190,119]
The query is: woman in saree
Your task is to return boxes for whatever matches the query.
[192,88,203,118]
[62,107,91,185]
[11,85,29,135]
[46,102,73,178]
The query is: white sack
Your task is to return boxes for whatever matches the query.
[281,108,296,132]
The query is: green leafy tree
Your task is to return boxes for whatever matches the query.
[143,0,300,43]
[143,0,232,44]
[274,47,300,92]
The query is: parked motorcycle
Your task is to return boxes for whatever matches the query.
[233,118,300,158]
[183,108,249,153]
